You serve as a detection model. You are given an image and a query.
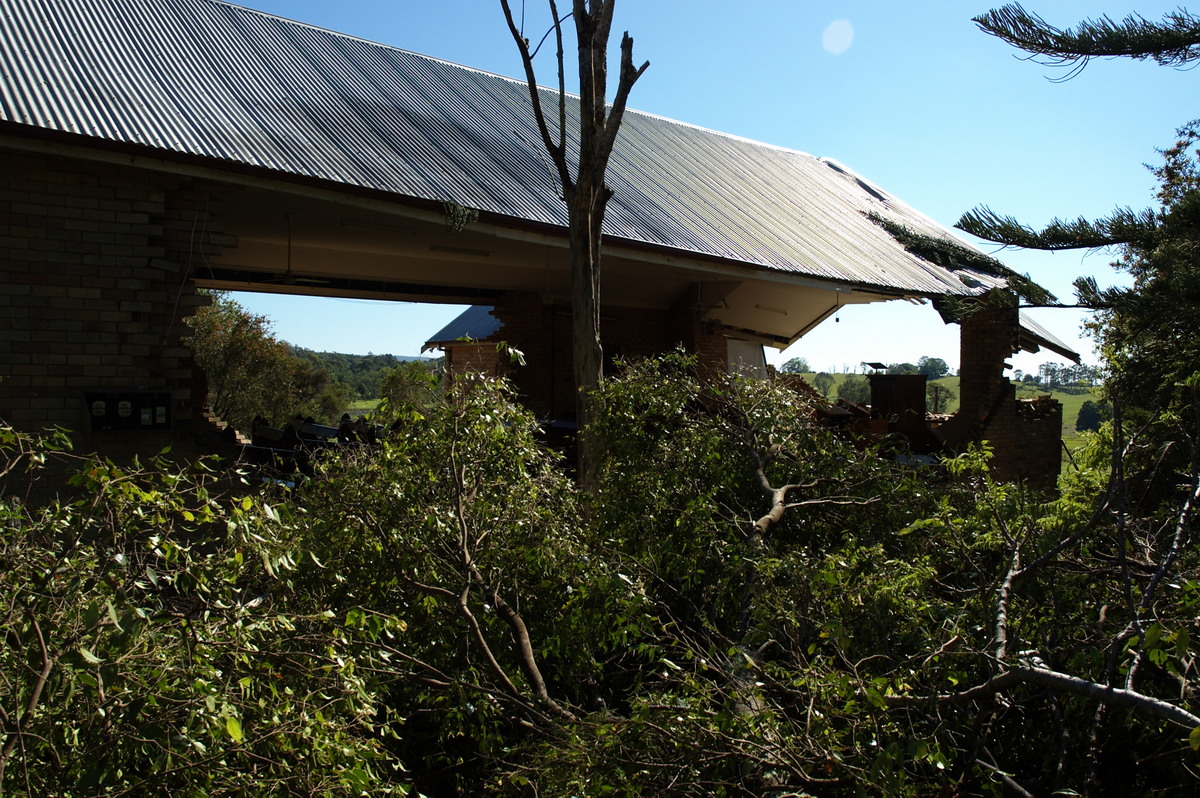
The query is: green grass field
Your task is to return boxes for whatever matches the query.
[345,399,382,417]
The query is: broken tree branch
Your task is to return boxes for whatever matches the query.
[886,666,1200,729]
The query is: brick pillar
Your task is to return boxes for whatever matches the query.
[490,292,560,418]
[669,285,727,380]
[937,304,1019,463]
[936,304,1061,490]
[957,306,1019,421]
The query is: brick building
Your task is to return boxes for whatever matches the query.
[1,0,1073,487]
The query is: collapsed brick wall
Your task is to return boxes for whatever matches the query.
[0,149,230,466]
[938,305,1063,491]
[1013,395,1064,485]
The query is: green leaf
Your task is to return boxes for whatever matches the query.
[1190,726,1200,752]
[106,600,123,632]
[226,715,244,744]
[79,647,103,665]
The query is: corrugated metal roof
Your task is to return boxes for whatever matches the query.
[423,305,503,350]
[1,0,1009,297]
[1019,312,1081,363]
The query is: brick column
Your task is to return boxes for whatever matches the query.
[936,304,1018,460]
[936,304,1061,490]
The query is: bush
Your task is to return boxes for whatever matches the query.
[0,427,405,795]
[5,353,1196,796]
[1075,398,1112,431]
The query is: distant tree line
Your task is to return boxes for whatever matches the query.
[1015,362,1102,388]
[293,348,439,400]
[788,356,1104,391]
[780,355,953,378]
[786,355,959,411]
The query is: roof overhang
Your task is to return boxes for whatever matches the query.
[2,125,913,346]
[1018,312,1082,363]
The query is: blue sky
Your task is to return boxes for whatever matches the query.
[225,1,1191,373]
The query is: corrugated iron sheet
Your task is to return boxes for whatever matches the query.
[1,0,1006,297]
[1019,312,1081,363]
[424,305,503,349]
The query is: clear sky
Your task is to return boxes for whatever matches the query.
[223,0,1191,374]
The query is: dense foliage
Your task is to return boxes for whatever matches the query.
[376,360,443,415]
[4,351,1197,795]
[0,427,405,795]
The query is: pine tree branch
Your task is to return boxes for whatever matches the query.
[865,211,1013,276]
[975,3,1200,71]
[865,211,1057,306]
[957,205,1161,250]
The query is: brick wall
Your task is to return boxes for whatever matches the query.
[478,288,730,420]
[0,149,229,468]
[1012,395,1063,486]
[443,342,507,392]
[937,305,1062,491]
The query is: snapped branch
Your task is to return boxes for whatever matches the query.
[887,666,1200,730]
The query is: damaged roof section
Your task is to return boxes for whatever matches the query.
[4,0,1011,299]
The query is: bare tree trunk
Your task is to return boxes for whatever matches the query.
[567,201,604,485]
[500,0,647,490]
